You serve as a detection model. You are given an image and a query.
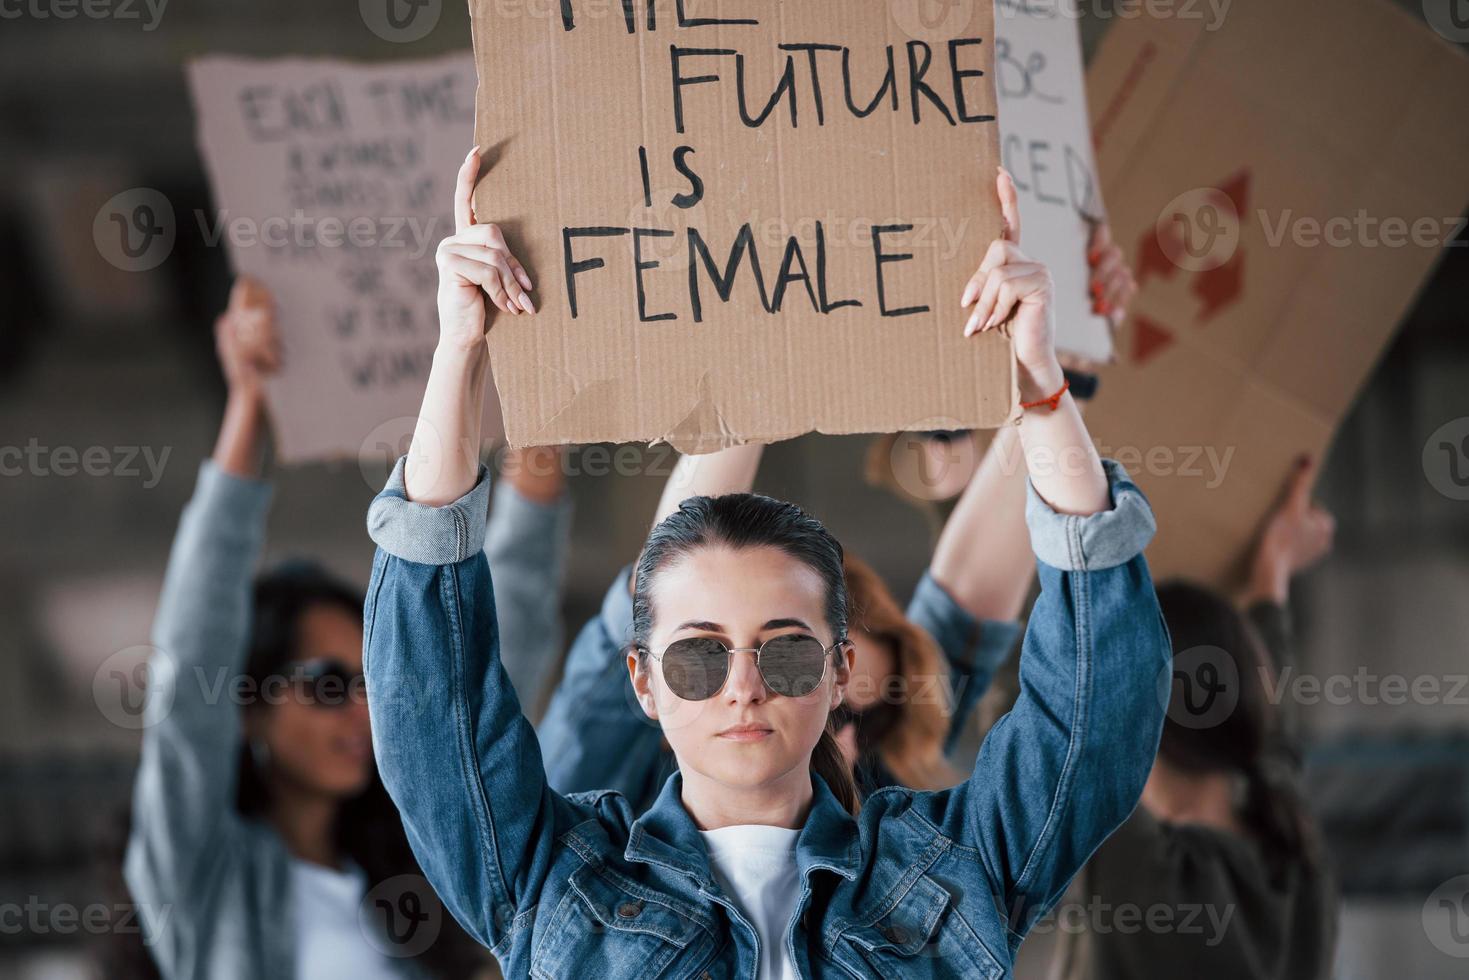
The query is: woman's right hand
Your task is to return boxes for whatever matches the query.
[212,277,279,477]
[435,146,535,354]
[214,276,280,399]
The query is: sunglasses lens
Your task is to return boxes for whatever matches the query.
[660,637,730,701]
[758,635,828,697]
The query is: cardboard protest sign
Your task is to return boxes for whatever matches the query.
[188,55,501,464]
[469,0,1011,452]
[994,0,1112,361]
[1084,0,1469,587]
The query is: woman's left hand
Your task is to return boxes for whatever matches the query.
[1087,221,1136,327]
[960,168,1063,400]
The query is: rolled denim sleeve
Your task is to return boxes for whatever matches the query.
[919,459,1171,944]
[1024,459,1157,571]
[484,481,572,714]
[363,458,580,951]
[125,461,272,936]
[539,567,672,810]
[906,572,1022,754]
[366,455,492,565]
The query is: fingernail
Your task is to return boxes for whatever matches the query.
[1090,282,1101,297]
[1098,301,1110,315]
[469,144,481,156]
[520,293,536,314]
[963,313,979,336]
[961,283,976,307]
[517,270,533,290]
[1088,248,1100,264]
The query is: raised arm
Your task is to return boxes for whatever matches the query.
[653,444,765,525]
[1241,454,1335,749]
[485,447,572,715]
[125,280,279,934]
[916,174,1170,940]
[926,219,1135,736]
[364,148,588,948]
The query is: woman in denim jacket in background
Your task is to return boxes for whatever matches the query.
[360,150,1171,978]
[123,281,487,979]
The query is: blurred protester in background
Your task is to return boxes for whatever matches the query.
[119,280,488,979]
[1046,457,1340,980]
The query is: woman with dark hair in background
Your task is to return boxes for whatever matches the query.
[356,150,1171,977]
[1046,457,1339,980]
[947,432,1340,978]
[121,280,488,979]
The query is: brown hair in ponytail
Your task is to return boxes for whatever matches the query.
[632,492,861,814]
[812,724,862,814]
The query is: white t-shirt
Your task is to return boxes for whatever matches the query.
[699,824,802,980]
[290,858,406,980]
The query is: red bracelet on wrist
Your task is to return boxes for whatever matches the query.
[1020,378,1070,413]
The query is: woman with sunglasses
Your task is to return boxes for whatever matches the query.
[361,149,1169,977]
[534,441,1020,810]
[122,280,486,979]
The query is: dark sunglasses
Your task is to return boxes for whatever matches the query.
[646,634,842,701]
[284,657,365,709]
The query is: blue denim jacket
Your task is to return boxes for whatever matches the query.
[537,566,1021,809]
[364,457,1168,978]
